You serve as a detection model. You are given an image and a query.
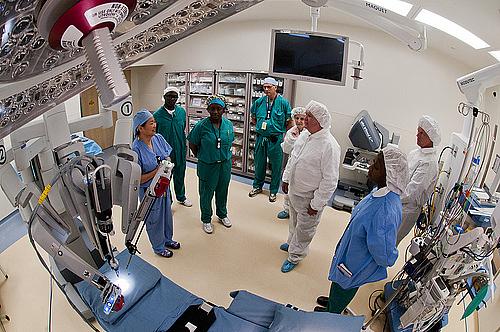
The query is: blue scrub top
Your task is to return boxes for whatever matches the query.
[132,133,172,189]
[328,190,402,289]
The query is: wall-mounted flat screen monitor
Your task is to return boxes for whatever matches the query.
[269,29,349,86]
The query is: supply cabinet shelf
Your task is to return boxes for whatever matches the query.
[165,70,293,181]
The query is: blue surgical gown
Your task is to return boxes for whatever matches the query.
[328,190,402,289]
[132,134,175,253]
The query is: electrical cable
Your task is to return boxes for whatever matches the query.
[368,289,383,314]
[48,265,53,332]
[28,205,100,332]
[463,299,469,332]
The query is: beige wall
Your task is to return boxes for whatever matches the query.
[131,19,479,178]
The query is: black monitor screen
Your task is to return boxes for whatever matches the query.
[272,32,347,84]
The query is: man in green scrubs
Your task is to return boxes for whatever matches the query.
[249,77,292,202]
[154,87,192,207]
[188,95,234,234]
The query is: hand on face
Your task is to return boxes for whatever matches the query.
[293,114,306,132]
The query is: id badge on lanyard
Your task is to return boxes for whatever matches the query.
[266,98,274,120]
[263,98,274,130]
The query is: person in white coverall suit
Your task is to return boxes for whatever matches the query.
[396,115,441,245]
[280,100,341,273]
[277,106,308,220]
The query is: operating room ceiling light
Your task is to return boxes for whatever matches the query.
[415,9,490,50]
[366,0,413,16]
[0,0,263,139]
[489,51,500,62]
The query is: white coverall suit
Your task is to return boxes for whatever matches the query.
[282,128,340,264]
[396,147,438,245]
[281,126,309,213]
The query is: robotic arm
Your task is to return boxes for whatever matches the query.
[29,200,124,315]
[125,159,175,268]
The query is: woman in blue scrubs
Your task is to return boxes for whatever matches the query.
[188,95,234,234]
[132,109,180,257]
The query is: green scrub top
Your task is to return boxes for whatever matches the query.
[187,117,234,164]
[250,94,292,136]
[153,105,187,162]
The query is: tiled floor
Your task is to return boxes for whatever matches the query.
[0,166,492,332]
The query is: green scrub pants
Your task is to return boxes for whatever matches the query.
[253,135,283,195]
[197,159,231,223]
[327,282,359,314]
[172,157,186,202]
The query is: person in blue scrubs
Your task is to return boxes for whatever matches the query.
[249,77,293,202]
[132,109,180,257]
[188,95,234,234]
[315,147,409,313]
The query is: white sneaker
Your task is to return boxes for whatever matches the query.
[179,198,193,207]
[203,223,213,234]
[218,217,232,228]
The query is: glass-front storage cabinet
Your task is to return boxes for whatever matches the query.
[186,71,214,159]
[216,71,248,174]
[165,70,292,180]
[165,72,187,107]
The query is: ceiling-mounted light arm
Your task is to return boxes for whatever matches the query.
[326,0,427,51]
[349,40,364,89]
[302,0,326,32]
[310,6,321,32]
[457,62,500,109]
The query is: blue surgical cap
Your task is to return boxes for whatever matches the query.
[263,77,278,86]
[133,109,153,136]
[208,98,226,108]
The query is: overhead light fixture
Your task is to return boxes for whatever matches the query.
[415,9,489,49]
[367,0,413,16]
[489,51,500,62]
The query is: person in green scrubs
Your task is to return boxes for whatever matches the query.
[188,95,234,234]
[249,77,292,202]
[154,87,192,207]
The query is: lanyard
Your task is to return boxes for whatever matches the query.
[266,97,275,120]
[211,122,222,149]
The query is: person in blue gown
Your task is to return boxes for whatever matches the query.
[315,146,409,313]
[132,109,181,257]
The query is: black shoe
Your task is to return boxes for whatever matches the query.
[316,296,328,307]
[314,306,327,312]
[249,188,263,197]
[166,241,181,250]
